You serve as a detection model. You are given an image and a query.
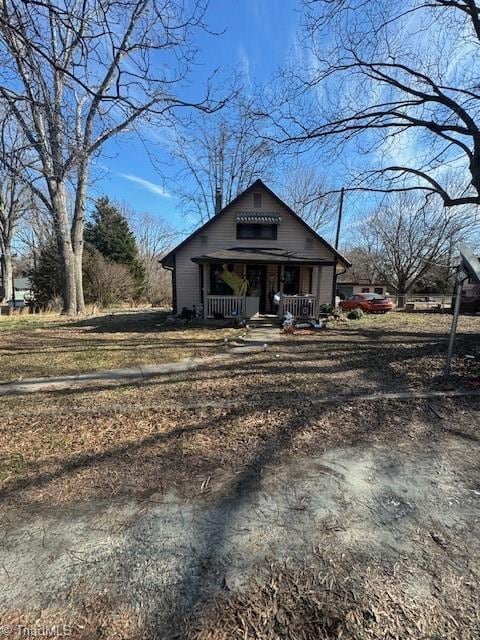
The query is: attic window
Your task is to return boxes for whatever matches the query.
[237,223,277,240]
[253,193,262,208]
[200,234,208,246]
[305,237,314,249]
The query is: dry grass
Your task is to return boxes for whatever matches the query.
[0,312,479,507]
[0,312,479,639]
[3,554,477,639]
[1,597,151,640]
[0,310,239,381]
[180,557,479,640]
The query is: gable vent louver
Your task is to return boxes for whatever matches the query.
[236,212,282,224]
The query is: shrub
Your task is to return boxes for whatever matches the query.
[83,247,135,307]
[319,303,334,314]
[347,308,364,320]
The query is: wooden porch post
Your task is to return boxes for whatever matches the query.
[242,263,247,321]
[279,264,285,318]
[202,263,208,319]
[316,266,322,313]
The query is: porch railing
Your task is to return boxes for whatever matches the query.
[283,295,317,318]
[206,295,244,318]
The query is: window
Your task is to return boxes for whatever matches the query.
[361,287,370,293]
[236,223,277,240]
[253,192,262,208]
[210,263,235,295]
[200,234,208,246]
[374,287,383,295]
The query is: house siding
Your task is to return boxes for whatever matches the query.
[173,187,336,312]
[337,283,389,297]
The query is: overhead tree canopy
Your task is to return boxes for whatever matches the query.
[0,0,224,315]
[267,0,480,207]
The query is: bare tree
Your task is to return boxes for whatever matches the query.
[15,203,53,275]
[131,212,177,264]
[172,102,275,224]
[0,120,30,302]
[352,192,478,305]
[343,246,383,285]
[0,0,223,314]
[0,180,26,303]
[268,0,480,207]
[128,209,177,304]
[281,164,337,236]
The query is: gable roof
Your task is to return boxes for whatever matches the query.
[161,179,351,268]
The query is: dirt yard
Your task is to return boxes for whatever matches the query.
[0,312,479,639]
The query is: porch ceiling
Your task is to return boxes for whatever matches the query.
[191,248,335,266]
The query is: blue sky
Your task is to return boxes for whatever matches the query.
[95,0,301,235]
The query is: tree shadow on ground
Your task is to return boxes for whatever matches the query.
[2,320,480,637]
[68,311,236,334]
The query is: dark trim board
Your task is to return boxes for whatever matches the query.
[172,254,177,314]
[192,256,336,266]
[332,258,338,307]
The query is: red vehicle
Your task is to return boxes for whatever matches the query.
[339,293,394,314]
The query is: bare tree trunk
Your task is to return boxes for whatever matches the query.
[71,160,89,315]
[52,184,77,315]
[397,291,407,309]
[0,248,12,303]
[73,251,85,314]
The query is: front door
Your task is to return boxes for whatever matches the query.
[246,264,267,314]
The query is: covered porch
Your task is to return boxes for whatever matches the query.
[191,248,334,320]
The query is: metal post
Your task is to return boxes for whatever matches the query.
[334,188,345,250]
[444,272,465,377]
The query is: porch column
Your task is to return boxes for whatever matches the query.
[279,264,285,318]
[242,263,247,320]
[316,266,322,313]
[202,263,208,319]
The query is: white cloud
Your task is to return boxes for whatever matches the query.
[119,173,172,198]
[237,44,252,87]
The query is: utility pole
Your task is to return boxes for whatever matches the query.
[335,188,345,250]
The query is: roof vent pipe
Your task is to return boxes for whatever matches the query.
[214,187,223,215]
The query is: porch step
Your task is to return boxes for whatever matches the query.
[247,318,280,329]
[247,322,279,328]
[247,315,280,328]
[240,324,282,345]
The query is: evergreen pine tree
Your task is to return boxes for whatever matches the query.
[85,197,145,295]
[29,237,64,306]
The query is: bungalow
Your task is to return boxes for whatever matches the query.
[161,180,350,320]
